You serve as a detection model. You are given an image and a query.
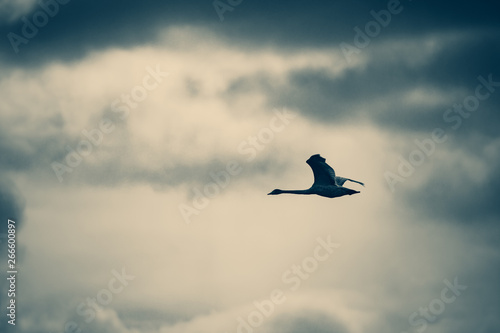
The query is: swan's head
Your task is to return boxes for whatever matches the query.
[268,189,283,195]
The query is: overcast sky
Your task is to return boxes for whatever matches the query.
[1,1,499,333]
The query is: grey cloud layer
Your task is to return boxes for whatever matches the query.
[1,0,499,65]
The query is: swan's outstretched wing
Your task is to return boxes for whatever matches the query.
[306,154,337,186]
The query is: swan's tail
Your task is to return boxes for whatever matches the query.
[346,188,360,195]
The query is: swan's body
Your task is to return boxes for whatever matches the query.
[268,154,364,198]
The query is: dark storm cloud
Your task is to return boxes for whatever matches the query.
[1,0,499,66]
[402,151,500,225]
[0,0,209,65]
[222,32,500,134]
[420,32,500,87]
[269,66,447,130]
[387,95,500,225]
[374,36,500,225]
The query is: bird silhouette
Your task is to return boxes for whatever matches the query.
[268,154,364,198]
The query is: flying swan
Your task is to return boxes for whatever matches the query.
[268,154,364,198]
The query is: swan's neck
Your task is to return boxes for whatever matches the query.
[281,189,313,195]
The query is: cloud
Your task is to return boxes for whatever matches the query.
[1,0,499,66]
[0,0,38,21]
[227,31,500,135]
[0,177,25,227]
[267,311,349,333]
[402,139,500,224]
